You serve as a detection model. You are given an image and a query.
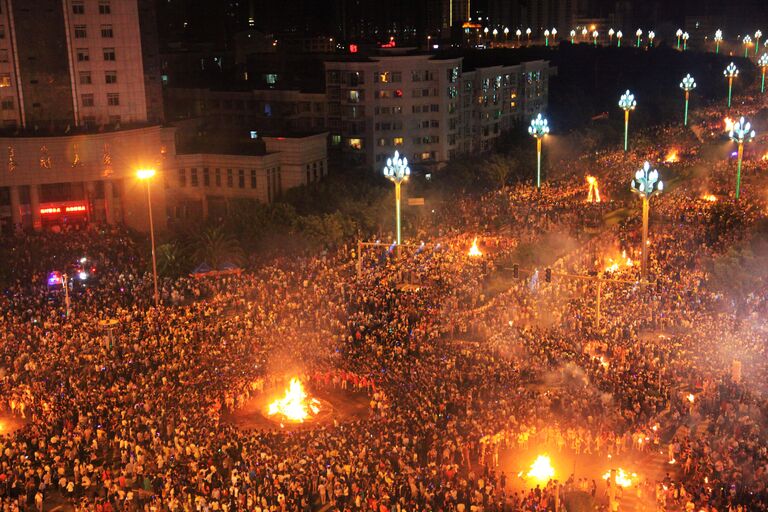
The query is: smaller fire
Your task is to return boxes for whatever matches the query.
[527,455,555,482]
[724,117,734,132]
[586,175,601,203]
[468,237,482,257]
[664,149,680,163]
[602,468,638,488]
[687,393,695,403]
[605,263,620,273]
[762,153,768,161]
[701,194,717,202]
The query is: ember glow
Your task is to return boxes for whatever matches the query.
[267,378,321,423]
[468,237,482,257]
[701,194,717,202]
[526,455,555,482]
[586,175,601,202]
[664,149,680,163]
[603,468,638,488]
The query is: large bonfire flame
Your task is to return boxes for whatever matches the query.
[527,455,556,482]
[586,176,601,203]
[267,378,321,423]
[602,468,637,488]
[468,237,483,257]
[605,250,634,273]
[664,149,679,163]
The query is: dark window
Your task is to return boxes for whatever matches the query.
[105,71,117,84]
[98,1,111,14]
[81,94,94,107]
[101,25,113,38]
[203,168,210,186]
[1,97,13,110]
[76,49,89,61]
[178,168,186,187]
[72,2,85,14]
[106,93,119,105]
[79,71,91,84]
[250,169,257,188]
[74,25,86,38]
[226,169,233,187]
[215,168,221,186]
[238,169,245,188]
[190,168,198,187]
[103,48,116,61]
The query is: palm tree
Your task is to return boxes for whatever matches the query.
[191,226,244,270]
[157,242,189,277]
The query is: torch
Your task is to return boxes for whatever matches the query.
[648,31,655,48]
[618,90,636,152]
[609,28,614,44]
[544,29,550,46]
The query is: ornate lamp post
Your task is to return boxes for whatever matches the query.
[136,169,160,307]
[581,27,588,42]
[544,29,550,46]
[551,28,557,42]
[724,62,738,108]
[616,30,623,47]
[592,30,599,46]
[679,74,696,126]
[728,117,756,200]
[526,27,531,44]
[648,31,655,48]
[570,29,576,44]
[756,30,763,55]
[528,114,550,189]
[631,162,664,282]
[383,151,410,245]
[618,90,636,152]
[492,28,498,41]
[714,29,723,53]
[743,35,752,57]
[759,53,768,93]
[516,28,522,46]
[608,28,615,43]
[636,28,642,47]
[676,29,683,49]
[682,32,689,50]
[504,27,509,41]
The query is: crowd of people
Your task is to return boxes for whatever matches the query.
[0,90,767,512]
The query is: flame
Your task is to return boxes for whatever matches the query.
[267,378,321,423]
[468,237,482,257]
[762,153,768,161]
[724,117,734,132]
[527,455,555,482]
[664,149,679,163]
[605,263,620,273]
[599,356,610,368]
[687,393,695,403]
[586,175,601,202]
[701,194,717,202]
[602,468,638,488]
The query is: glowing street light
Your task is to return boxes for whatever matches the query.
[714,29,723,53]
[616,30,623,47]
[551,28,557,41]
[581,27,588,41]
[618,90,637,152]
[592,30,599,46]
[504,27,509,40]
[483,27,489,40]
[728,117,756,200]
[756,30,763,55]
[526,27,531,44]
[679,74,696,126]
[743,35,752,57]
[609,28,615,43]
[682,32,689,50]
[544,29,550,46]
[383,151,410,245]
[636,28,642,47]
[516,28,522,45]
[136,168,160,307]
[528,114,550,189]
[676,28,683,49]
[648,31,655,48]
[492,28,498,40]
[723,62,738,108]
[758,53,768,93]
[570,29,576,44]
[631,162,664,281]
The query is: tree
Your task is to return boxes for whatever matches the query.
[484,154,514,189]
[157,242,189,277]
[191,226,244,269]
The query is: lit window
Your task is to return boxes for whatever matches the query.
[348,138,362,150]
[331,134,341,145]
[0,73,10,88]
[393,137,403,146]
[377,72,390,83]
[348,90,360,102]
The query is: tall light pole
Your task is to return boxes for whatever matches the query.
[544,29,550,46]
[528,114,550,189]
[137,169,160,307]
[631,162,664,282]
[516,28,522,46]
[724,62,738,108]
[383,151,410,245]
[581,27,588,42]
[728,117,756,200]
[679,74,696,126]
[619,90,636,152]
[756,30,763,55]
[682,32,689,50]
[714,29,723,53]
[743,35,752,57]
[636,29,642,47]
[592,30,599,46]
[616,30,623,47]
[648,31,655,48]
[570,29,576,44]
[609,28,615,44]
[551,28,557,42]
[759,53,768,93]
[526,27,531,44]
[504,27,509,41]
[492,28,498,41]
[676,29,683,49]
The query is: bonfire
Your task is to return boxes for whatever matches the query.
[527,455,555,482]
[603,468,637,488]
[664,149,679,163]
[267,378,321,423]
[468,237,482,257]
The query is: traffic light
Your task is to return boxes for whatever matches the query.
[513,264,519,278]
[545,268,552,283]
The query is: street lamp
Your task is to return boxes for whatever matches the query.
[570,29,576,44]
[383,150,410,245]
[743,35,752,57]
[616,30,623,47]
[679,74,696,126]
[551,28,557,41]
[592,30,599,46]
[676,28,683,49]
[544,29,550,46]
[504,27,509,41]
[516,28,522,46]
[756,30,763,55]
[136,168,160,307]
[759,53,768,93]
[609,28,615,43]
[492,28,498,40]
[714,29,723,53]
[636,28,642,47]
[528,114,550,189]
[526,27,531,44]
[682,31,689,50]
[724,62,738,108]
[728,117,756,200]
[631,162,663,282]
[581,27,588,41]
[648,31,655,48]
[618,90,636,152]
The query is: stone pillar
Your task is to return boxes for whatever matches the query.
[29,185,41,231]
[84,181,96,224]
[104,180,115,225]
[9,185,21,232]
